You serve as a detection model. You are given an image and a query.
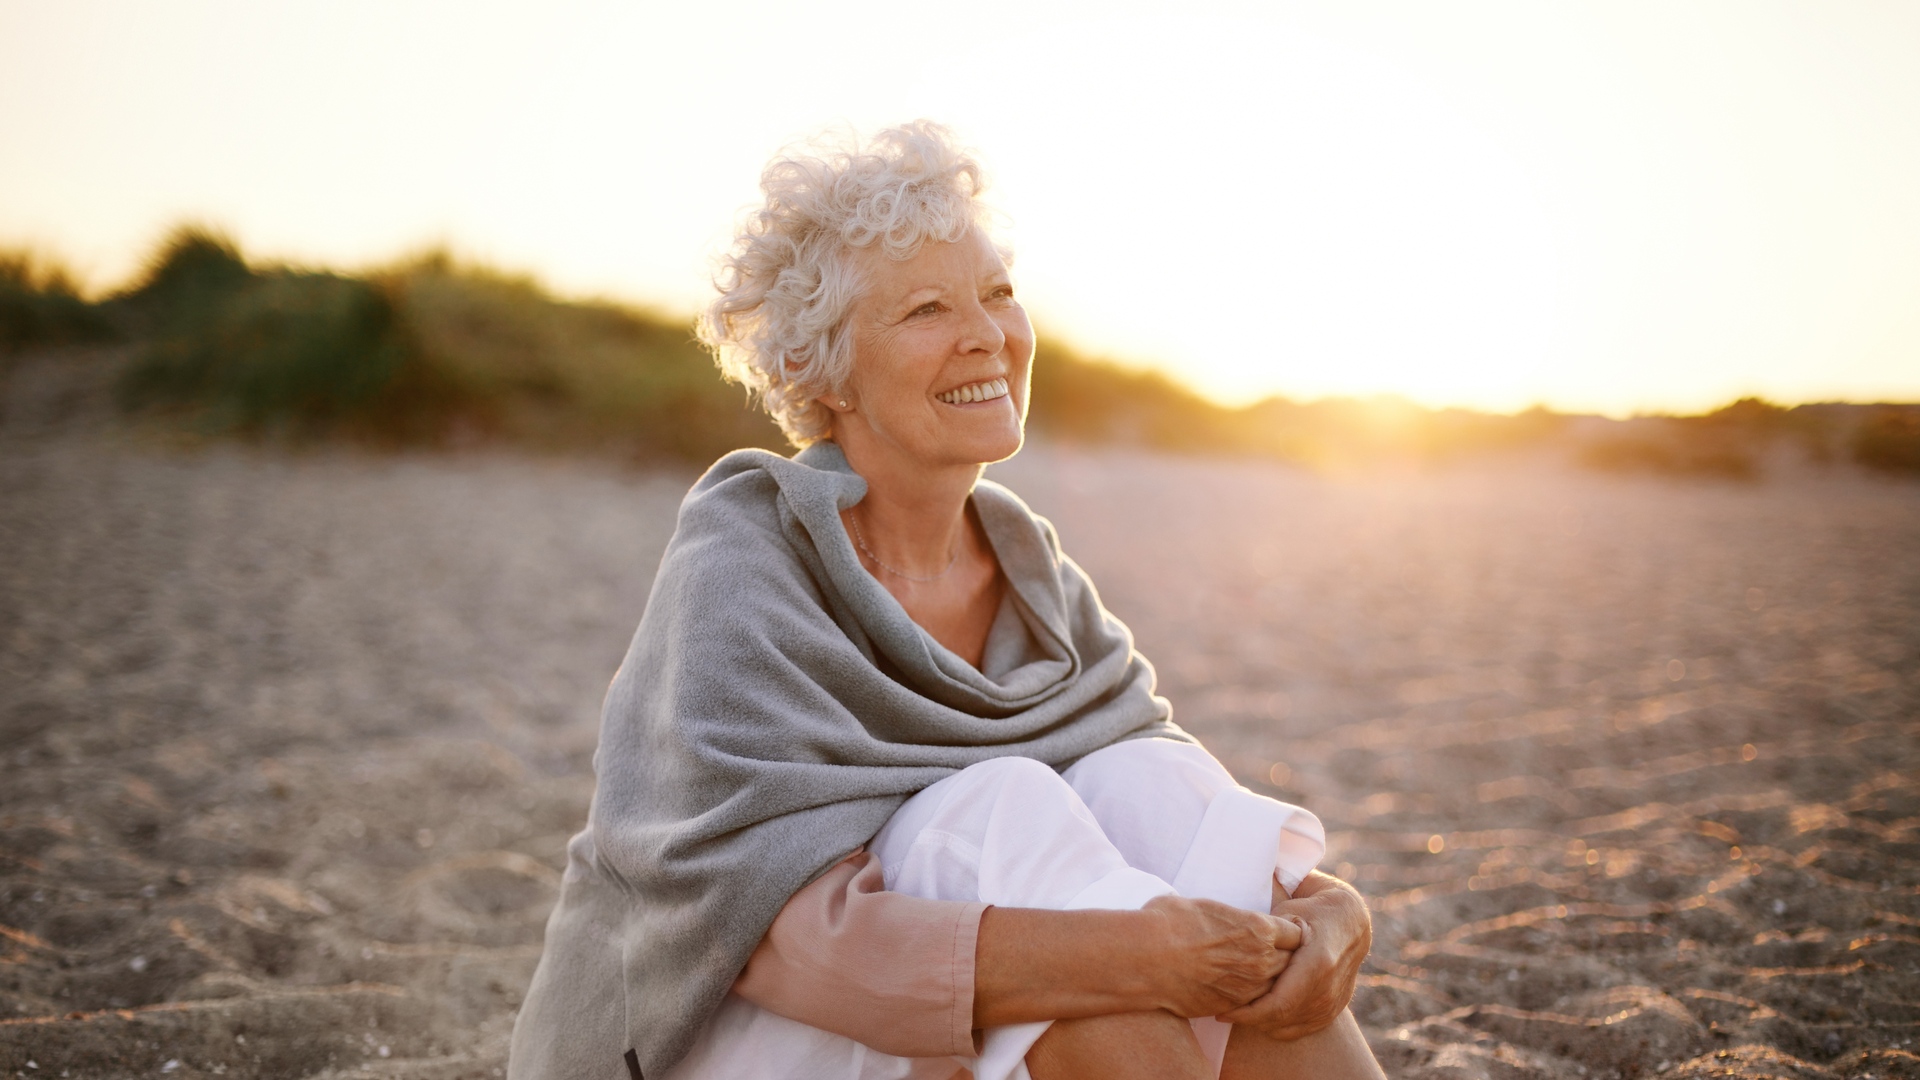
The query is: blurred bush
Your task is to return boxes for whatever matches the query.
[1853,408,1920,474]
[1027,338,1230,450]
[120,230,405,435]
[1578,420,1760,479]
[118,226,254,325]
[0,250,119,356]
[386,254,783,457]
[115,231,784,457]
[1571,398,1864,480]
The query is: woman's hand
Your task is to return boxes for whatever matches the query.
[1216,871,1371,1040]
[1138,895,1303,1018]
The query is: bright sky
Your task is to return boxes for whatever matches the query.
[3,0,1917,415]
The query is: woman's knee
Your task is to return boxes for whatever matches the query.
[872,756,1094,868]
[937,756,1097,832]
[1063,740,1282,892]
[1065,738,1237,803]
[953,754,1074,798]
[872,754,1140,906]
[1028,1011,1212,1080]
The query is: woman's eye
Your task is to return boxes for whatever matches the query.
[910,302,942,317]
[987,286,1015,302]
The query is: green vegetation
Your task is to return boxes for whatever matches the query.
[386,254,782,457]
[119,230,406,435]
[0,250,119,357]
[4,226,1916,477]
[111,229,784,458]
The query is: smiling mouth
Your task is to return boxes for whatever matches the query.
[936,377,1009,405]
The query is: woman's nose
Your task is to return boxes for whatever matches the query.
[958,299,1007,356]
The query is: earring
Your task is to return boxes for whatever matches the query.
[838,399,849,409]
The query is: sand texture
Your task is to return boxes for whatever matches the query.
[2,355,1917,1078]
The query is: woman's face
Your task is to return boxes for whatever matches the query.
[831,230,1033,470]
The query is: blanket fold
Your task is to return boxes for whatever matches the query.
[528,442,1187,1077]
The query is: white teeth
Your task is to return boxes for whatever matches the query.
[940,378,1009,405]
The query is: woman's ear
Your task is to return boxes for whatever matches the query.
[817,392,853,414]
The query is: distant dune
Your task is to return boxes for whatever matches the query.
[5,228,1918,482]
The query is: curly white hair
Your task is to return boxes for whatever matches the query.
[699,121,1000,446]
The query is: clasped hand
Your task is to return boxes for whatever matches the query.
[1141,870,1371,1041]
[1136,895,1301,1017]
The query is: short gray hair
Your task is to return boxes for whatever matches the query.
[699,121,999,446]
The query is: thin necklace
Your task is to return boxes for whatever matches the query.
[848,509,960,582]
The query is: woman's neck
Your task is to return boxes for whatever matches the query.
[829,434,1006,668]
[832,438,985,578]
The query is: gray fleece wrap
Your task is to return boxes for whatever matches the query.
[530,442,1187,1078]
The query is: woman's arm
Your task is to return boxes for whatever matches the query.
[973,895,1302,1027]
[733,853,985,1057]
[734,851,1303,1055]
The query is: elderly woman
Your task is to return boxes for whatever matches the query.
[509,123,1385,1080]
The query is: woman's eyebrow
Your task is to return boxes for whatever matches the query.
[894,284,949,308]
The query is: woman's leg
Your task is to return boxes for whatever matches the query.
[871,756,1168,911]
[1061,739,1324,910]
[869,756,1212,1080]
[1220,1011,1385,1080]
[665,755,1195,1080]
[1062,739,1382,1080]
[1026,1011,1211,1080]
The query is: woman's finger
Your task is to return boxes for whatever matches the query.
[1253,945,1290,982]
[1266,914,1305,952]
[1218,948,1328,1027]
[1217,985,1294,1027]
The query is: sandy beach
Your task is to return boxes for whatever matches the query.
[3,352,1916,1079]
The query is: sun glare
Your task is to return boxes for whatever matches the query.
[882,18,1566,412]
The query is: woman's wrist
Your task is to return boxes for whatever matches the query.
[972,907,1170,1026]
[974,895,1306,1026]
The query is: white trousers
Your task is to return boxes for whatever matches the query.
[664,739,1326,1080]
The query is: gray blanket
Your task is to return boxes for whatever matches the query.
[518,442,1187,1078]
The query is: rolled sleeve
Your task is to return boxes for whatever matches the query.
[733,850,986,1058]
